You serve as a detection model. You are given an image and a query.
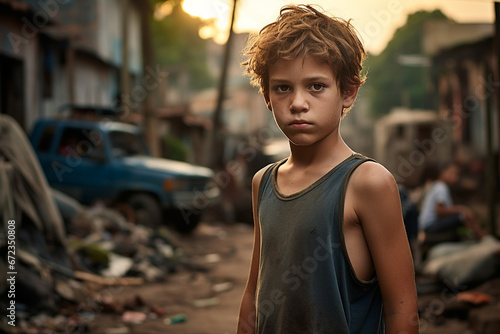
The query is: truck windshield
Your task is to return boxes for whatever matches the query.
[109,131,149,157]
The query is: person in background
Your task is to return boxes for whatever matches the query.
[418,162,487,239]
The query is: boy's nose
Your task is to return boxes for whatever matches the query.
[290,90,309,113]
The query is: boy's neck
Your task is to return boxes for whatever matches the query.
[287,135,353,168]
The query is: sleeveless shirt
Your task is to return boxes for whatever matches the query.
[256,153,384,334]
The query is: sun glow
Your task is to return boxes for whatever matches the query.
[182,0,231,43]
[180,0,494,51]
[154,2,173,20]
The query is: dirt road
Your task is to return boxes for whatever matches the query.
[90,222,254,334]
[86,220,500,334]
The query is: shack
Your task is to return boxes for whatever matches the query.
[374,108,453,188]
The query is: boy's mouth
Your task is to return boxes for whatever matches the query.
[289,119,312,128]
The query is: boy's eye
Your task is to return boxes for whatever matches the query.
[309,83,325,92]
[274,85,290,93]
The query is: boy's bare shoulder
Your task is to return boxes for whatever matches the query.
[350,160,398,196]
[252,163,275,189]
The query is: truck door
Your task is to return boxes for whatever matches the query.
[48,126,111,204]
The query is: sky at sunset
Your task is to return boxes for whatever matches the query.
[181,0,495,54]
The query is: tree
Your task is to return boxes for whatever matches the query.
[139,0,159,156]
[365,10,449,117]
[151,0,214,92]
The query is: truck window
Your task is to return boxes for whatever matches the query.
[58,127,104,158]
[37,125,56,152]
[109,131,148,157]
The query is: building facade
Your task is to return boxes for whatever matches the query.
[0,0,143,130]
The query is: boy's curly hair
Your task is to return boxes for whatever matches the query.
[242,4,366,101]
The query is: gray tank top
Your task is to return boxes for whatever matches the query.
[256,153,384,334]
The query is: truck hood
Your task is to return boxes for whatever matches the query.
[121,156,214,178]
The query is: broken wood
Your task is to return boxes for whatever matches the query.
[74,271,144,286]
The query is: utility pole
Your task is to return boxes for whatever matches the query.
[210,0,237,169]
[489,2,500,237]
[140,0,160,156]
[66,37,75,105]
[121,0,130,118]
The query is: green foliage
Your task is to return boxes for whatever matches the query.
[151,0,214,91]
[365,10,449,117]
[162,134,188,161]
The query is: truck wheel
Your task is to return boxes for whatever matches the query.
[127,194,162,227]
[166,209,201,234]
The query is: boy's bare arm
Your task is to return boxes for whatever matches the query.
[352,162,419,334]
[237,168,265,334]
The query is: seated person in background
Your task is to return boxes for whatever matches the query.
[418,162,487,240]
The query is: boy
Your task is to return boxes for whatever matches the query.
[237,5,418,334]
[419,162,486,239]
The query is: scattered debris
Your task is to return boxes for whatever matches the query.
[121,311,147,324]
[164,314,187,325]
[73,271,144,286]
[204,253,222,263]
[193,297,220,308]
[212,281,234,293]
[0,115,209,332]
[456,291,493,306]
[421,235,500,286]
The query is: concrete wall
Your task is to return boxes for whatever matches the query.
[0,0,144,130]
[0,10,40,130]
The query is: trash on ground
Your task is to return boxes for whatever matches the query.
[455,291,493,305]
[193,297,220,308]
[204,253,222,263]
[212,281,234,293]
[421,235,500,286]
[0,115,210,332]
[121,311,147,323]
[164,313,187,325]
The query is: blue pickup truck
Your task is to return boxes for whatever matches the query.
[29,116,220,232]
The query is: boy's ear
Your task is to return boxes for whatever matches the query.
[264,93,272,111]
[342,85,359,109]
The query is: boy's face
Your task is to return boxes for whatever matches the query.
[264,55,357,147]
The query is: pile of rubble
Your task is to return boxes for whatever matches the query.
[415,218,500,332]
[0,116,205,333]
